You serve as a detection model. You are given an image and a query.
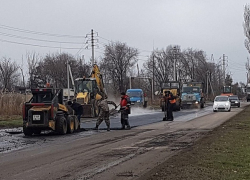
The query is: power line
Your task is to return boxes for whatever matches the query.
[0,24,85,38]
[0,38,83,49]
[98,36,112,42]
[0,31,85,44]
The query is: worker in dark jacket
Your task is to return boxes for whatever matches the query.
[67,100,83,123]
[163,91,176,121]
[120,92,131,129]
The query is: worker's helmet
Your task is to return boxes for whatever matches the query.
[164,91,170,95]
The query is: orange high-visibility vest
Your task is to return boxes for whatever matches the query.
[170,98,176,104]
[168,95,176,104]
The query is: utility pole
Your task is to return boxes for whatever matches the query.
[222,54,226,86]
[173,47,176,81]
[91,29,94,66]
[172,46,179,81]
[247,57,250,83]
[206,71,209,98]
[129,77,132,89]
[67,58,70,101]
[152,53,155,101]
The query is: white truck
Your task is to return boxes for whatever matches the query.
[246,83,250,102]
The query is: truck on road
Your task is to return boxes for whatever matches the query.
[181,81,205,109]
[221,85,233,96]
[126,89,148,108]
[160,81,181,111]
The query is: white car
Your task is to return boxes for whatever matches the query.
[213,96,231,112]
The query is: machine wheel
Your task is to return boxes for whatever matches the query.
[56,115,67,135]
[213,110,217,112]
[74,116,79,130]
[67,116,75,134]
[228,108,231,112]
[23,125,33,136]
[33,129,41,135]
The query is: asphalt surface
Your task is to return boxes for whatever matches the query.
[0,102,246,180]
[82,105,213,130]
[0,104,213,154]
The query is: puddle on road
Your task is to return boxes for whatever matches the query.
[130,107,161,116]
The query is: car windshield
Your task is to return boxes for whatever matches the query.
[214,96,229,101]
[229,96,239,100]
[75,80,93,93]
[126,91,142,97]
[182,87,200,93]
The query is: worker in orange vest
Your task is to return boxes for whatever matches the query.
[163,91,176,121]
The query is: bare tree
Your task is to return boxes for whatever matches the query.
[32,53,90,88]
[0,58,20,92]
[243,4,250,54]
[27,52,40,88]
[143,46,177,90]
[143,46,210,89]
[100,41,139,93]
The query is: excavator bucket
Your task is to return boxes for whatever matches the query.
[82,104,95,118]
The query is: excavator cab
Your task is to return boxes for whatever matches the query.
[74,77,102,117]
[74,64,116,118]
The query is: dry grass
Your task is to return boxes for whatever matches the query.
[140,106,250,180]
[0,93,31,116]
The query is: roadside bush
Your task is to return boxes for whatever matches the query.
[0,93,30,116]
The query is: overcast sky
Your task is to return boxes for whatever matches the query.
[0,0,249,84]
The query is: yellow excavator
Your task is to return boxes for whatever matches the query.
[74,64,109,117]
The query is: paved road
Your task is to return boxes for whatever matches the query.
[0,103,246,180]
[82,105,213,130]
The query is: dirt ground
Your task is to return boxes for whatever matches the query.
[138,105,250,180]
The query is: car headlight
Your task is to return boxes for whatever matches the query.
[225,103,229,106]
[214,103,218,106]
[235,101,238,103]
[137,100,141,102]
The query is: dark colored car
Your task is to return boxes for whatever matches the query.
[229,95,240,107]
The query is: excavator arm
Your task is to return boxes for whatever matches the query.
[91,64,106,97]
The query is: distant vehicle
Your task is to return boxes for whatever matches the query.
[126,89,148,108]
[221,86,233,96]
[181,81,205,109]
[213,95,231,112]
[160,81,181,111]
[229,95,240,107]
[246,83,250,102]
